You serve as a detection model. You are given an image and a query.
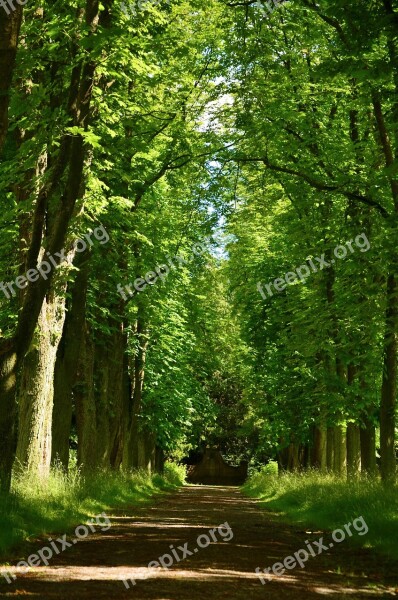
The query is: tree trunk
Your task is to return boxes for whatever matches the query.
[380,272,398,483]
[120,353,133,471]
[346,422,361,480]
[287,442,300,472]
[371,96,398,483]
[346,364,361,479]
[95,342,112,469]
[326,426,334,472]
[0,344,18,492]
[155,447,165,474]
[360,418,377,476]
[15,292,67,477]
[145,433,156,472]
[75,324,98,471]
[108,326,129,470]
[110,348,130,470]
[302,444,311,470]
[137,432,149,470]
[0,6,23,153]
[333,425,347,477]
[52,253,90,468]
[94,325,127,469]
[137,430,156,472]
[277,443,289,473]
[123,317,149,470]
[353,367,378,477]
[311,423,327,471]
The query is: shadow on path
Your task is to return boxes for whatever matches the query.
[0,485,397,599]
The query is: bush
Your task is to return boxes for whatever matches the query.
[163,462,187,486]
[248,459,278,478]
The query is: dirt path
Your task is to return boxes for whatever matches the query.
[1,485,397,599]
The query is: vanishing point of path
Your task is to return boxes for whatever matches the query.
[1,486,397,599]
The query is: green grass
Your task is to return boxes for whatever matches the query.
[0,463,186,559]
[243,464,398,561]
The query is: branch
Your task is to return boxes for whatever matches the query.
[232,154,389,217]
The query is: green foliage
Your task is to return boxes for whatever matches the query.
[248,460,279,478]
[0,0,397,515]
[0,464,183,557]
[208,0,398,464]
[243,471,398,560]
[162,462,187,486]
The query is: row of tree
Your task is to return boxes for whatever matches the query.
[0,0,397,491]
[0,0,245,491]
[221,0,398,481]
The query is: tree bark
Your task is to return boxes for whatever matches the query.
[110,345,131,470]
[346,365,361,479]
[360,418,377,477]
[380,271,398,483]
[287,442,300,472]
[311,423,327,471]
[95,342,112,469]
[52,254,90,468]
[0,343,17,491]
[277,442,289,473]
[371,95,398,483]
[326,426,334,472]
[75,323,98,472]
[0,6,23,154]
[107,325,129,470]
[94,325,128,470]
[16,292,67,477]
[346,422,361,480]
[155,446,165,474]
[333,425,347,477]
[137,430,156,472]
[123,317,149,470]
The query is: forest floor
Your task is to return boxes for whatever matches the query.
[0,485,397,599]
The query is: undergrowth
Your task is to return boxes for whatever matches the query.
[243,464,398,560]
[0,463,185,558]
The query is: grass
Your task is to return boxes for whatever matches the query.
[243,463,398,561]
[0,462,186,559]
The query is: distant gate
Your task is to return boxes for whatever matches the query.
[187,448,248,486]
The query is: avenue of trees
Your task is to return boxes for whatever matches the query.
[0,0,397,492]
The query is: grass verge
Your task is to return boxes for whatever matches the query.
[243,464,398,561]
[0,462,186,559]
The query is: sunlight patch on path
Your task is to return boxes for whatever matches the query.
[5,565,395,596]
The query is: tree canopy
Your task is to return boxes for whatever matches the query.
[0,0,397,490]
